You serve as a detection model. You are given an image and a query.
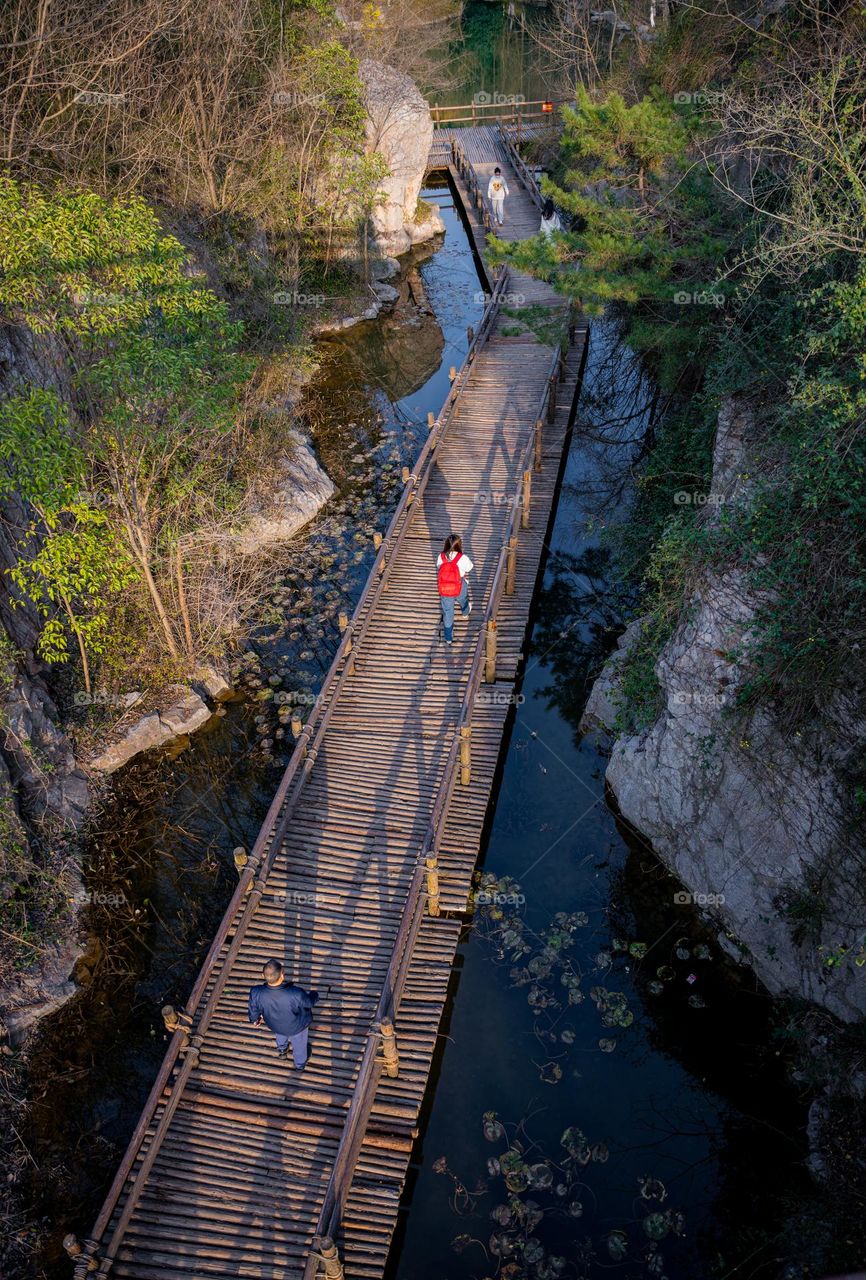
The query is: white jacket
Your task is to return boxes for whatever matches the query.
[487,176,510,202]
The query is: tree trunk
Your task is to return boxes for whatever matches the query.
[124,522,182,660]
[175,542,195,661]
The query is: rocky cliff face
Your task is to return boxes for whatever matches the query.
[360,59,445,257]
[0,324,91,1040]
[583,396,866,1021]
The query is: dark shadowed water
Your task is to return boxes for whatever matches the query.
[15,180,807,1280]
[389,324,807,1280]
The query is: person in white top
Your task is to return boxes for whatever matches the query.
[487,168,510,227]
[436,533,474,645]
[539,197,562,238]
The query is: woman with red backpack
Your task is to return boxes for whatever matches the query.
[437,533,473,645]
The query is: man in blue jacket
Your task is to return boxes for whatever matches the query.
[248,958,318,1069]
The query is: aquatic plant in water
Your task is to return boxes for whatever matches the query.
[435,1111,685,1280]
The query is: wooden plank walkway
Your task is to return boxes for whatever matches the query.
[67,128,588,1280]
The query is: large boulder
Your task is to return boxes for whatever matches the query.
[360,59,445,257]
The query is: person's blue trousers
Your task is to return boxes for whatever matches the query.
[440,580,470,642]
[274,1027,309,1068]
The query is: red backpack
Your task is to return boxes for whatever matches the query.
[438,554,462,597]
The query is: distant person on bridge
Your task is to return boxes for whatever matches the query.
[487,168,509,226]
[437,533,473,645]
[539,198,562,238]
[248,959,318,1069]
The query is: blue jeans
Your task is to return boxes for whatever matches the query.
[274,1026,309,1068]
[440,580,470,642]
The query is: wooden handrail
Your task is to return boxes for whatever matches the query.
[78,269,512,1278]
[498,121,545,212]
[303,343,565,1279]
[450,135,498,234]
[429,98,565,132]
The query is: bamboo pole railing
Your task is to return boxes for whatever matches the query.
[302,341,565,1280]
[74,269,512,1280]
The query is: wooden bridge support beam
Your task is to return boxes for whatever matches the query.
[534,417,543,472]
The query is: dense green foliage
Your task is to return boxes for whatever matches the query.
[494,10,866,729]
[0,179,256,680]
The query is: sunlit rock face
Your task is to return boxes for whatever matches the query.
[360,58,445,256]
[583,395,866,1021]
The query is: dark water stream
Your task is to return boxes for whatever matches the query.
[17,178,807,1280]
[389,324,808,1280]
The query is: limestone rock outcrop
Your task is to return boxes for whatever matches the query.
[582,396,866,1021]
[360,59,445,256]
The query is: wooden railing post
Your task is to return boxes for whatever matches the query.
[313,1236,345,1280]
[485,619,497,683]
[460,725,471,786]
[521,469,532,529]
[426,855,441,917]
[380,1018,400,1077]
[161,1005,192,1037]
[547,374,557,423]
[534,418,543,472]
[505,536,518,595]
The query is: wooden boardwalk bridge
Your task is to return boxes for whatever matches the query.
[65,126,587,1280]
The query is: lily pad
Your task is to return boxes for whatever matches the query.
[522,1238,544,1265]
[688,993,707,1009]
[629,941,648,959]
[451,1233,473,1253]
[539,1061,563,1083]
[643,1212,670,1241]
[591,1142,610,1163]
[647,980,664,995]
[656,965,676,982]
[607,1229,629,1261]
[528,1163,553,1189]
[639,1176,667,1202]
[599,1037,617,1052]
[560,1028,576,1044]
[491,1204,512,1226]
[483,1111,505,1142]
[489,1232,514,1258]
